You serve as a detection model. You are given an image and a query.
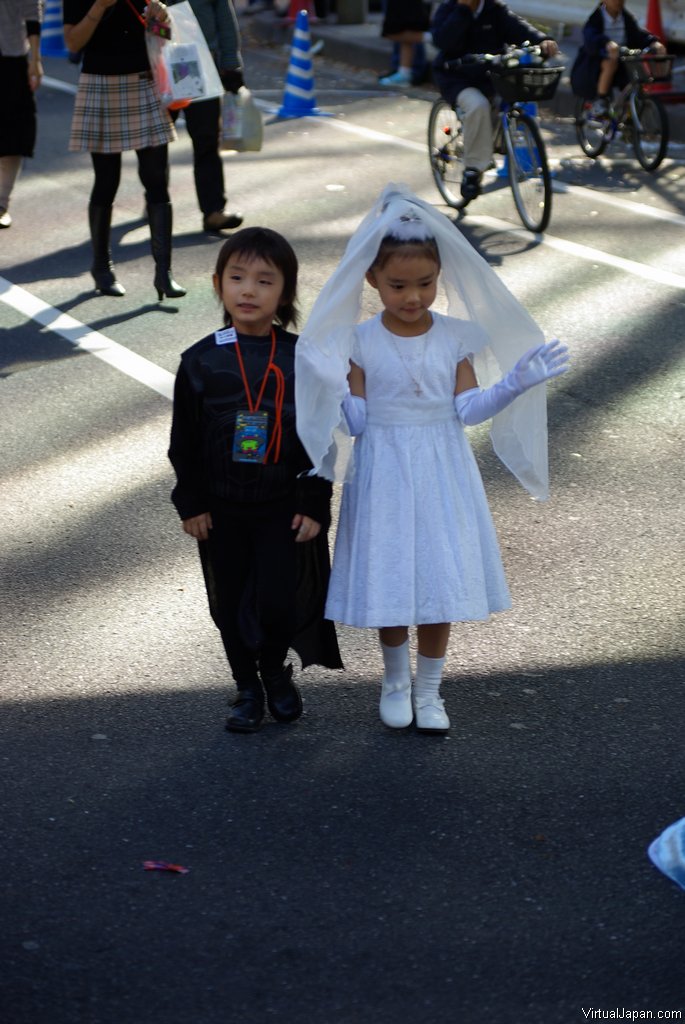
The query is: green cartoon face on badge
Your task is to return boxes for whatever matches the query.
[233,410,268,463]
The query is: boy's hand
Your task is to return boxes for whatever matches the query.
[182,512,212,541]
[292,514,321,543]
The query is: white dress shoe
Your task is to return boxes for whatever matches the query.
[379,677,413,728]
[413,695,450,734]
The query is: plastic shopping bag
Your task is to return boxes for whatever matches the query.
[648,816,685,891]
[221,87,264,153]
[147,1,223,109]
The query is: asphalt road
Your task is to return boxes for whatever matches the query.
[1,36,684,1024]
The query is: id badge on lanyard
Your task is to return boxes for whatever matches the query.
[233,410,269,463]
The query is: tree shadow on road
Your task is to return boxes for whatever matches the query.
[2,654,685,1024]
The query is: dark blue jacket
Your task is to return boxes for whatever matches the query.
[570,6,658,98]
[431,0,550,103]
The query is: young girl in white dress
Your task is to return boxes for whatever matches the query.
[296,185,568,735]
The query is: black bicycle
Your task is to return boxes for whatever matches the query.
[575,48,672,172]
[428,45,563,233]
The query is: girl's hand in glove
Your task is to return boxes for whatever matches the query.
[510,339,570,391]
[454,338,569,426]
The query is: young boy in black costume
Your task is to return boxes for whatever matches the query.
[168,228,342,732]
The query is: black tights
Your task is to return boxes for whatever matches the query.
[90,145,170,207]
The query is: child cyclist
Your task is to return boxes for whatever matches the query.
[571,0,666,118]
[296,184,568,735]
[168,227,342,733]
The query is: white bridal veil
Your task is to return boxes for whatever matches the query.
[296,183,551,500]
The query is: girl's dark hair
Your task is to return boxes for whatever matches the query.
[214,227,299,329]
[369,235,441,273]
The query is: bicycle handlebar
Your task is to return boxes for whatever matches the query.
[618,46,672,61]
[442,42,550,72]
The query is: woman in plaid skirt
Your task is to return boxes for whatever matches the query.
[63,0,185,299]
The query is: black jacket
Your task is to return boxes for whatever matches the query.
[570,6,658,98]
[431,0,550,103]
[168,325,331,526]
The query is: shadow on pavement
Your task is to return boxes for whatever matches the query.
[2,655,685,1024]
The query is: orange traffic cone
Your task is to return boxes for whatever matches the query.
[645,0,665,42]
[283,0,317,22]
[644,0,672,96]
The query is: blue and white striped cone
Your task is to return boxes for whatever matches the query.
[41,0,69,58]
[276,10,326,119]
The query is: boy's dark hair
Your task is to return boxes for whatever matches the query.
[369,235,441,273]
[214,227,299,329]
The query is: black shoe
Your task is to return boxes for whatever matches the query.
[260,664,302,723]
[92,268,126,297]
[461,168,482,202]
[225,687,265,733]
[203,210,244,233]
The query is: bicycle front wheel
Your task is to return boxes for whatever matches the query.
[428,100,468,210]
[504,110,552,233]
[575,97,611,158]
[631,93,669,171]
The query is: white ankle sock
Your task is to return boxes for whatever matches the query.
[414,653,445,700]
[381,639,411,687]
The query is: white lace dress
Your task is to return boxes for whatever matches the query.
[325,312,512,628]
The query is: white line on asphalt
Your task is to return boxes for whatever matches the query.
[43,74,77,94]
[552,180,685,227]
[0,277,176,399]
[464,214,685,289]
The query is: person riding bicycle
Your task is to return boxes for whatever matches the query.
[571,0,666,118]
[431,0,558,202]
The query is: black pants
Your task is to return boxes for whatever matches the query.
[202,502,297,685]
[174,97,225,218]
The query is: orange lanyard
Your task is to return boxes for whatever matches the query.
[233,329,285,463]
[123,0,146,26]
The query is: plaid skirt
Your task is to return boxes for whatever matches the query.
[69,72,176,153]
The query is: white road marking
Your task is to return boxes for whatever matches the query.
[0,277,175,399]
[464,214,685,289]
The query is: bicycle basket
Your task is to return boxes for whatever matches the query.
[489,64,563,102]
[623,54,673,84]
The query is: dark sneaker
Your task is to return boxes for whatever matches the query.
[225,685,265,733]
[260,664,303,723]
[460,168,482,202]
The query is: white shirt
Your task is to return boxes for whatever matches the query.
[601,6,626,46]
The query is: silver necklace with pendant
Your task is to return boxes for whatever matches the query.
[390,332,429,396]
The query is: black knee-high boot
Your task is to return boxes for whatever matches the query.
[89,204,125,297]
[147,202,186,300]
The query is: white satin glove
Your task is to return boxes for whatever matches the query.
[341,391,367,435]
[455,339,569,426]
